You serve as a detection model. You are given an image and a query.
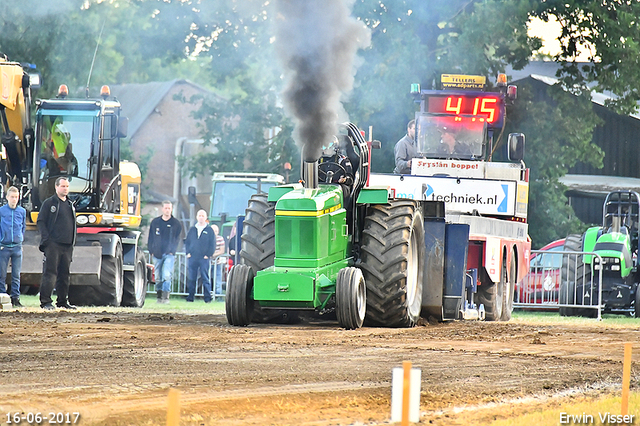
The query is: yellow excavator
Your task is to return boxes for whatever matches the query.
[0,56,148,307]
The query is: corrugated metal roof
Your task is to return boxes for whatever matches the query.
[508,62,640,120]
[506,61,564,82]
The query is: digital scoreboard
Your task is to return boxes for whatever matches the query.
[424,93,505,127]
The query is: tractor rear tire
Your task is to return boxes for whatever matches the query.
[121,249,147,307]
[69,242,124,307]
[226,264,255,326]
[560,233,596,317]
[360,200,425,327]
[477,259,505,321]
[635,284,640,318]
[336,267,366,330]
[240,193,298,324]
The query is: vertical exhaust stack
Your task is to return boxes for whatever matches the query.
[303,161,319,189]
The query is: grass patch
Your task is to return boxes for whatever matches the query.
[11,293,226,314]
[488,392,640,426]
[512,310,640,328]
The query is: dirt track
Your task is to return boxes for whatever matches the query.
[0,310,638,425]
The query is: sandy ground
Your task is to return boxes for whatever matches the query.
[0,309,638,425]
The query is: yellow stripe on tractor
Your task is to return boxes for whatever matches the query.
[276,204,342,217]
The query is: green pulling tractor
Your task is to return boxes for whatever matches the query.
[560,190,640,317]
[226,122,473,329]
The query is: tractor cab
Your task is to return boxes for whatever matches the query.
[415,114,487,160]
[317,123,370,234]
[590,191,640,272]
[602,191,639,242]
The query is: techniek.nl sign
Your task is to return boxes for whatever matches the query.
[368,174,515,216]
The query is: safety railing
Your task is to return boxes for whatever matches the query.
[144,251,231,300]
[514,250,603,320]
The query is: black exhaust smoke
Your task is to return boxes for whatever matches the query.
[274,0,370,171]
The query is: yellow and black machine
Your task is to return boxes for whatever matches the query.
[0,57,147,306]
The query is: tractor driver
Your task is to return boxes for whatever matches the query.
[41,117,77,176]
[318,140,355,214]
[437,128,472,157]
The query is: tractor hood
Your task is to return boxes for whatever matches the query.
[276,185,343,214]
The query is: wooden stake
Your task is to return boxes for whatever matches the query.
[621,343,632,417]
[167,388,180,426]
[402,360,412,426]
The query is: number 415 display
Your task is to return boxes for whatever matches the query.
[427,95,502,124]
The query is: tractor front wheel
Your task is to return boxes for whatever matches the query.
[336,267,366,330]
[225,264,255,326]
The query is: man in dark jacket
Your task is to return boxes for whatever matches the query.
[148,200,182,304]
[37,176,77,310]
[0,186,26,307]
[184,209,216,303]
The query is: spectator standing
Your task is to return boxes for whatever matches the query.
[38,177,77,310]
[148,200,182,304]
[0,186,26,307]
[212,224,226,301]
[393,119,416,174]
[184,210,216,303]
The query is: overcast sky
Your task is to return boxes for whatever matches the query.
[528,16,593,61]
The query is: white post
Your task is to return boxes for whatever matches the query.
[391,363,421,423]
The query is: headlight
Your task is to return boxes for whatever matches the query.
[611,265,621,271]
[88,215,97,224]
[76,215,88,225]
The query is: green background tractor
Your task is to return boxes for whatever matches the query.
[560,190,640,317]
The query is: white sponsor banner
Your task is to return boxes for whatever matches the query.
[369,173,516,216]
[411,159,484,178]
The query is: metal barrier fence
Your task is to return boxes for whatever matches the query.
[514,250,603,319]
[144,252,231,300]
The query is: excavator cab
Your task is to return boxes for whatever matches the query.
[32,96,127,215]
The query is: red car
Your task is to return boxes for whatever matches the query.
[516,238,565,305]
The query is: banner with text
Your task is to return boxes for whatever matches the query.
[369,174,516,216]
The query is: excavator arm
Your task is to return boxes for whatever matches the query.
[0,58,36,186]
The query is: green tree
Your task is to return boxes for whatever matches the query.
[6,0,640,248]
[505,82,604,245]
[174,1,301,179]
[0,0,209,97]
[532,0,640,115]
[348,1,541,172]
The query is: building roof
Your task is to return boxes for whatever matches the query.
[560,174,640,197]
[507,61,640,120]
[506,61,564,82]
[109,79,211,139]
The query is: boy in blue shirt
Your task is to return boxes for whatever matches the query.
[0,186,26,307]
